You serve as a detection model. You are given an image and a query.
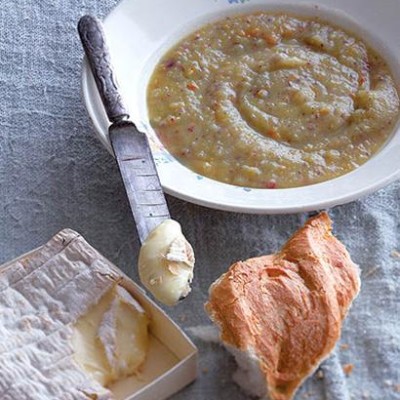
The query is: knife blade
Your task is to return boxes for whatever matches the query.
[78,15,170,243]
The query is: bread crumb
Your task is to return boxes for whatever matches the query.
[391,250,400,259]
[202,367,209,374]
[187,325,220,343]
[363,266,380,278]
[340,343,349,351]
[316,370,324,379]
[362,390,370,399]
[384,381,400,393]
[179,314,187,322]
[343,363,354,375]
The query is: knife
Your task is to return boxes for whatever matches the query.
[78,15,170,243]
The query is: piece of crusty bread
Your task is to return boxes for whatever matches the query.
[205,212,360,400]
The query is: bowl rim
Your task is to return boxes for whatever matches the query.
[81,0,400,214]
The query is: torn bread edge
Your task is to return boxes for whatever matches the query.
[205,212,361,400]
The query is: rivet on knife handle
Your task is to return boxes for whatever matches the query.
[78,15,129,123]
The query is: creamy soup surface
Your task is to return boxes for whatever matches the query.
[147,13,400,188]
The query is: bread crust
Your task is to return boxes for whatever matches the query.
[205,212,360,400]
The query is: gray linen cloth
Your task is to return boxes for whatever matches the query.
[0,1,399,399]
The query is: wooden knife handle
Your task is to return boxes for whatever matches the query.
[78,15,129,123]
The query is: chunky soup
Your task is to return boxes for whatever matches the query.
[148,13,399,188]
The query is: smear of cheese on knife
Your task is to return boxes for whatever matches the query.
[139,219,195,306]
[0,229,149,400]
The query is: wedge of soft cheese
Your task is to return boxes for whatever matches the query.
[72,285,149,387]
[139,220,195,306]
[0,229,149,400]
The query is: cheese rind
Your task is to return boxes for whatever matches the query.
[0,229,149,400]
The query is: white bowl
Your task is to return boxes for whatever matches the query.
[82,0,400,214]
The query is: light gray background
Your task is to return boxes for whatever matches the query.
[0,1,399,399]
